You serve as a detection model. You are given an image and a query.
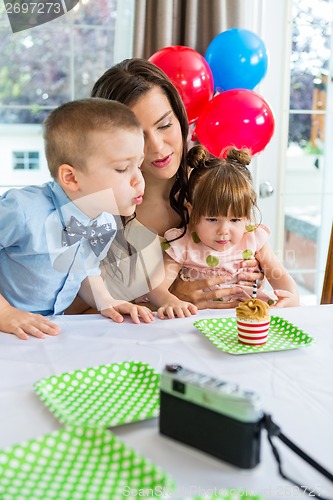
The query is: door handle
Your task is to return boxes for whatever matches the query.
[259,180,274,198]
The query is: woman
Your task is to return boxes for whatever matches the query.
[66,58,262,314]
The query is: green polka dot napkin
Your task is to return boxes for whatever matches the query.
[34,361,160,427]
[0,426,174,500]
[194,316,315,355]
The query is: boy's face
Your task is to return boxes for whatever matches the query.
[70,129,145,218]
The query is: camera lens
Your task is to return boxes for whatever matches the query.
[172,380,186,394]
[165,364,182,373]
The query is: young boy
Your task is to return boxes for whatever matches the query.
[0,98,154,340]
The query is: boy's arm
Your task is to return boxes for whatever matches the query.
[147,254,198,319]
[0,294,60,340]
[256,242,300,307]
[78,276,154,324]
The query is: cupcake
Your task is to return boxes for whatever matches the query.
[236,298,270,345]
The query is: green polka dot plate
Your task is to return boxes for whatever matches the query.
[194,316,315,355]
[184,492,263,500]
[0,426,174,500]
[34,361,160,427]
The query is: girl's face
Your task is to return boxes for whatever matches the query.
[130,86,183,183]
[193,215,247,252]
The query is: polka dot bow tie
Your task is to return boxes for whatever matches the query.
[62,216,116,257]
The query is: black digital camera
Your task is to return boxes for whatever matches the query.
[159,364,263,469]
[160,365,333,496]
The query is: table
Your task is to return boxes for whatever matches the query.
[1,305,332,499]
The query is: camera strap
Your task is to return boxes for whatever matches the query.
[263,414,333,500]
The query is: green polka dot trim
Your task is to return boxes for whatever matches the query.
[0,426,174,500]
[191,231,201,244]
[206,255,219,267]
[193,316,315,355]
[245,224,255,232]
[34,362,160,428]
[185,491,263,500]
[161,240,171,250]
[242,249,253,259]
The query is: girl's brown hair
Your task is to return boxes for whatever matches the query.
[187,145,259,226]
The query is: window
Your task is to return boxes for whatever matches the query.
[13,151,40,170]
[283,0,333,303]
[0,0,120,124]
[0,0,134,190]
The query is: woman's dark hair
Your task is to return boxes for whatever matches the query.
[91,58,190,228]
[187,144,259,225]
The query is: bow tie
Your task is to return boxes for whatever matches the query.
[62,216,116,257]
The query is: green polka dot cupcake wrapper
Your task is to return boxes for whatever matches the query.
[0,426,174,500]
[194,316,315,355]
[34,361,160,428]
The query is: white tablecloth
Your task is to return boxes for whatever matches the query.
[1,305,332,499]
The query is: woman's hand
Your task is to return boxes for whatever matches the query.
[169,276,248,309]
[237,259,265,287]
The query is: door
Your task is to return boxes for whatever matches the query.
[251,0,333,304]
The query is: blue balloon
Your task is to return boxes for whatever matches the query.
[205,28,269,91]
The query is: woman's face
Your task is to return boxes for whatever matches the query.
[130,86,183,182]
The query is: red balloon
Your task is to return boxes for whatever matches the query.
[194,89,275,157]
[149,46,214,124]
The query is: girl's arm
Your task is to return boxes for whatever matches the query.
[255,242,300,307]
[147,254,198,319]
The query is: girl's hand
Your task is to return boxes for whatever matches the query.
[156,300,198,320]
[169,276,248,309]
[0,304,60,340]
[271,289,300,308]
[101,301,154,324]
[237,259,265,287]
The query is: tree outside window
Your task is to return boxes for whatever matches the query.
[0,0,118,124]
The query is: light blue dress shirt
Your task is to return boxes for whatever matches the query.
[0,181,116,315]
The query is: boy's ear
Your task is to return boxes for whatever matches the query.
[57,164,79,193]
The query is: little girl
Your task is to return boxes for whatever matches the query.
[148,145,299,318]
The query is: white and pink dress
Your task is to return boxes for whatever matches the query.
[163,224,276,303]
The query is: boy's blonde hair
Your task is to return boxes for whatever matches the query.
[43,98,142,179]
[187,145,258,225]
